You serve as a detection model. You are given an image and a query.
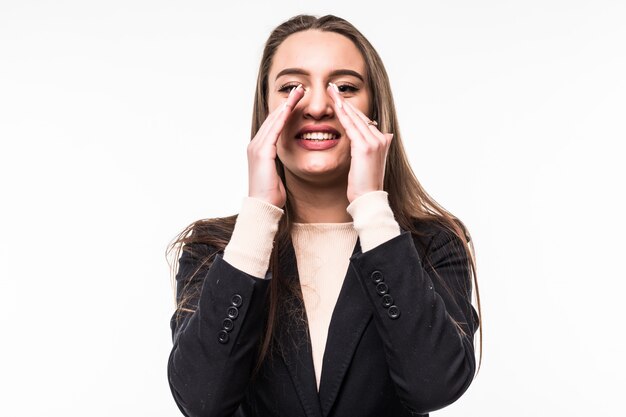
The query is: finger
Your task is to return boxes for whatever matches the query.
[343,100,386,141]
[263,84,304,145]
[326,83,387,145]
[253,84,303,146]
[328,83,380,147]
[252,106,283,147]
[327,83,367,145]
[341,99,382,146]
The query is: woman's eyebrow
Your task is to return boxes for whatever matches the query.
[330,69,365,82]
[275,68,308,80]
[274,68,364,82]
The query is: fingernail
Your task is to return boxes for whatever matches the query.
[326,83,343,108]
[290,84,302,97]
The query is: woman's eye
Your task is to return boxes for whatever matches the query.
[278,84,299,94]
[337,84,358,94]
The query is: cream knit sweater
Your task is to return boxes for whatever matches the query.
[223,191,400,389]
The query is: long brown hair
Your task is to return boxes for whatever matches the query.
[168,14,482,373]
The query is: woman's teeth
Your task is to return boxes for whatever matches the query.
[300,132,337,140]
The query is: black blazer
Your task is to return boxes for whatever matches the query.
[168,220,479,417]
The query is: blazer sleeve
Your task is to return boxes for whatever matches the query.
[349,227,478,414]
[167,243,270,417]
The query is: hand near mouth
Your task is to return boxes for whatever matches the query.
[327,82,394,203]
[247,84,304,208]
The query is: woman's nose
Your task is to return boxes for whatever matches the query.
[300,85,334,120]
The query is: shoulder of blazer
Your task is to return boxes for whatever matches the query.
[409,218,447,247]
[407,217,470,264]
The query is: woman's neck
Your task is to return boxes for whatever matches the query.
[285,173,351,223]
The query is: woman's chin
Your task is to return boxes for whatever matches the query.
[285,161,348,183]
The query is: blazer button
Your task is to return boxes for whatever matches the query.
[231,294,243,307]
[227,306,239,320]
[376,282,389,296]
[222,318,234,332]
[218,330,230,344]
[388,305,401,319]
[371,270,384,284]
[381,294,394,308]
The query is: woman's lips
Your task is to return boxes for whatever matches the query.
[295,125,341,137]
[294,125,342,150]
[296,136,340,150]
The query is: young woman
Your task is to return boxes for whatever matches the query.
[167,14,482,417]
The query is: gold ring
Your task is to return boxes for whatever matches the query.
[367,120,378,126]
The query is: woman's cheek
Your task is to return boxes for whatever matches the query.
[267,95,280,113]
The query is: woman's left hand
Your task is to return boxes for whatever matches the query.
[327,82,394,203]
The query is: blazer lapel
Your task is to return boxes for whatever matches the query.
[276,238,324,417]
[318,239,373,417]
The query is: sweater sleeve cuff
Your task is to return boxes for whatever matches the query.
[223,197,284,278]
[346,191,401,252]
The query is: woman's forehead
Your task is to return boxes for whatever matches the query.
[269,30,365,81]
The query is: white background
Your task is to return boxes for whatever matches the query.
[1,1,625,416]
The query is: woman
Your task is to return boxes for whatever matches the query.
[167,14,482,417]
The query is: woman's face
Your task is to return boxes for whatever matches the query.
[267,30,371,186]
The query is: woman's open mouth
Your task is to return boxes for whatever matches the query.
[299,132,338,141]
[295,127,341,150]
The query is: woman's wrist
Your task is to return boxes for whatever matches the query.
[346,190,401,252]
[223,197,284,278]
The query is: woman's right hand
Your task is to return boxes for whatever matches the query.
[247,84,304,208]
